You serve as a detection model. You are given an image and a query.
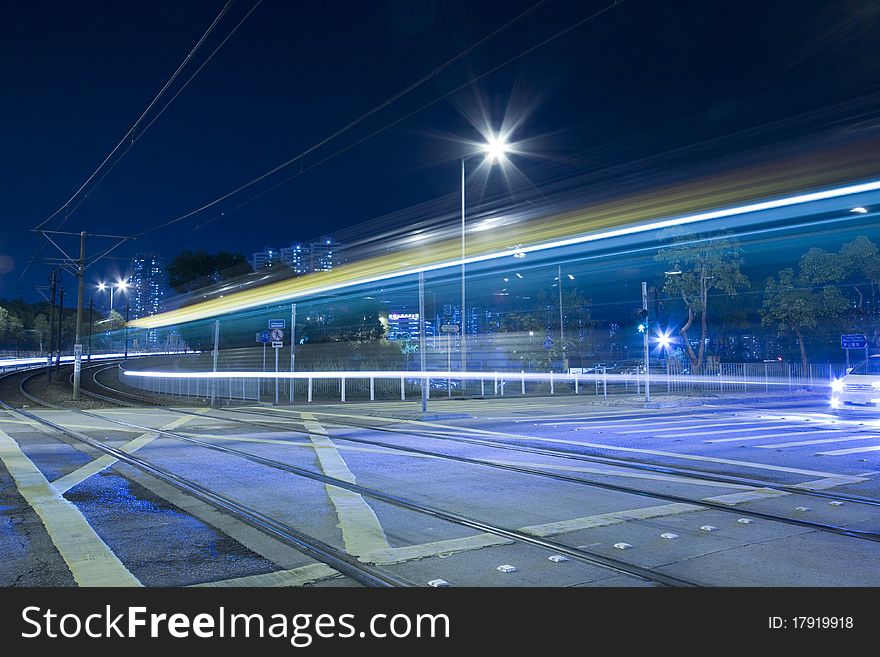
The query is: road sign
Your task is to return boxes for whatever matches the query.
[440,324,460,333]
[256,331,271,343]
[270,328,284,341]
[841,334,867,350]
[269,319,285,329]
[543,337,554,350]
[272,341,283,348]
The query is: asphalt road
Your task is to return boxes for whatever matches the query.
[2,393,879,587]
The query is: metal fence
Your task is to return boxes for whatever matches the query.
[117,360,843,405]
[119,366,260,402]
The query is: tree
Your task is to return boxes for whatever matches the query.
[655,230,749,369]
[167,250,253,294]
[761,268,849,370]
[33,313,49,350]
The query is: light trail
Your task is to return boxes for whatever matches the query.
[129,171,880,330]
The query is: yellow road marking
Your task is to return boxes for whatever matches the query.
[52,413,203,494]
[0,427,141,586]
[300,412,389,557]
[360,502,702,565]
[191,563,340,587]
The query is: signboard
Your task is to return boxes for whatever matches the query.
[272,341,283,348]
[270,328,284,341]
[256,331,271,343]
[269,319,285,329]
[440,324,460,333]
[841,334,867,350]
[544,337,555,350]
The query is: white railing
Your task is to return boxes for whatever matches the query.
[118,363,840,405]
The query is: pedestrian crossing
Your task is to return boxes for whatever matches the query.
[504,405,880,460]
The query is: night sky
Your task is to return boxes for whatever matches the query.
[3,0,880,300]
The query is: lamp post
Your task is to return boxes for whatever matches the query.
[460,134,509,376]
[97,279,128,312]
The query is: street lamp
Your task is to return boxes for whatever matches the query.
[97,279,128,312]
[461,132,510,375]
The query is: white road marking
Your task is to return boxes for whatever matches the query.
[191,563,341,587]
[299,412,390,557]
[52,413,201,494]
[0,427,141,586]
[757,435,880,449]
[706,430,848,443]
[816,445,880,456]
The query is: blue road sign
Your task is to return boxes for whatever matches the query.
[543,337,554,350]
[257,330,271,343]
[269,319,285,329]
[841,334,867,350]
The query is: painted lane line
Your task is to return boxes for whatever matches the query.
[791,475,868,490]
[670,427,848,439]
[300,412,390,557]
[757,436,880,449]
[706,430,850,443]
[612,420,801,434]
[0,428,141,586]
[191,563,341,587]
[816,445,880,456]
[360,503,702,565]
[701,489,789,505]
[267,408,852,478]
[52,413,203,494]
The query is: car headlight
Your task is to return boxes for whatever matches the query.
[831,379,844,392]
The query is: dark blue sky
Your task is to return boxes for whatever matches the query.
[2,0,879,299]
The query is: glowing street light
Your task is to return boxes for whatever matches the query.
[656,331,673,350]
[482,134,509,163]
[461,131,512,375]
[97,279,128,311]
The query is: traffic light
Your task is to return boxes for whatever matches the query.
[637,308,648,333]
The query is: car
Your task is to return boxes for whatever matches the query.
[830,355,880,409]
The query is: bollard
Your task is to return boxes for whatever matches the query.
[494,372,498,396]
[575,373,579,394]
[341,377,346,402]
[521,370,526,395]
[401,376,405,401]
[308,377,313,403]
[481,377,485,397]
[370,377,375,401]
[550,371,554,395]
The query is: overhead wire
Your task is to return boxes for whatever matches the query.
[138,0,565,237]
[33,0,238,231]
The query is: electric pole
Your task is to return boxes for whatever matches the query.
[46,270,57,382]
[55,284,64,370]
[72,232,86,400]
[642,281,650,402]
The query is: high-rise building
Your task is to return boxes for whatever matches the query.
[253,238,345,274]
[280,243,309,274]
[252,248,280,270]
[129,253,166,347]
[310,237,342,272]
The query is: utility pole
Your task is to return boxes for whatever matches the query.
[55,284,64,370]
[47,270,57,382]
[642,281,650,402]
[124,302,130,359]
[289,303,296,404]
[558,265,564,343]
[72,232,86,400]
[460,157,466,376]
[419,271,427,415]
[87,296,93,362]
